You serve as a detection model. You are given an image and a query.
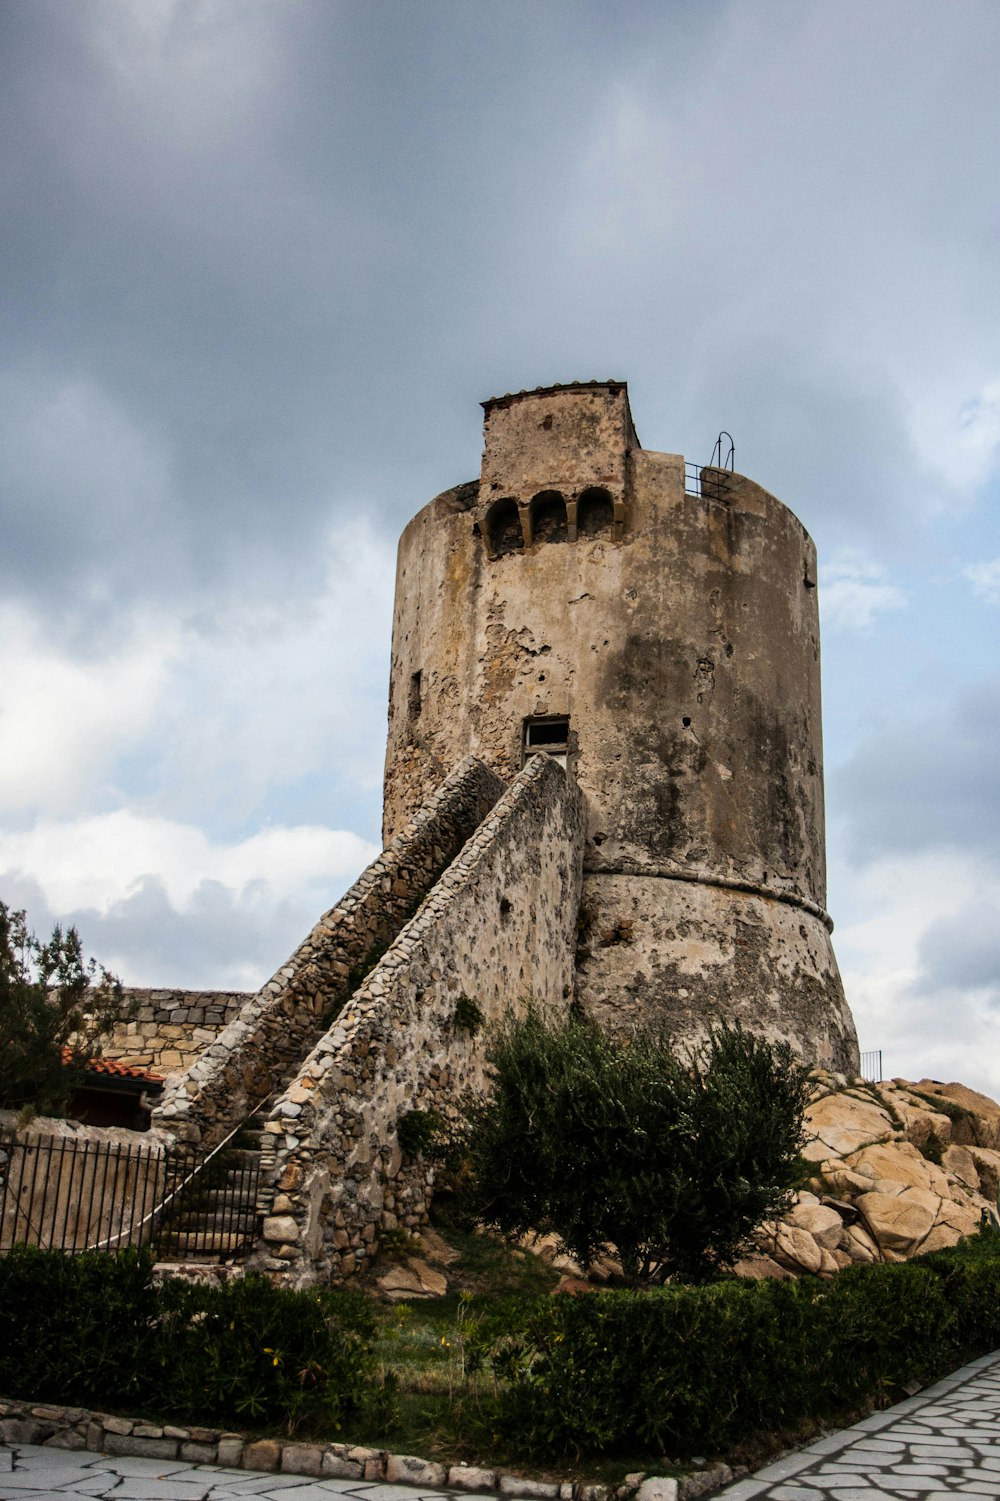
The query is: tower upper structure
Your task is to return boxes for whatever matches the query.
[382,381,859,1071]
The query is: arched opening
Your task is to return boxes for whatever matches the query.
[530,490,568,545]
[577,486,615,539]
[485,498,524,558]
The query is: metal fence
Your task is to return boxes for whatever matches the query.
[860,1049,884,1083]
[0,1131,261,1261]
[684,462,733,502]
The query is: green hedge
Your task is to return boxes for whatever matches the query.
[3,1236,999,1462]
[478,1233,1000,1458]
[0,1245,388,1436]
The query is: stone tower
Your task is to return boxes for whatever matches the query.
[383,381,859,1072]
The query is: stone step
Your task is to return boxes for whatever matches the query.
[156,1230,257,1256]
[162,1212,260,1236]
[156,1132,270,1264]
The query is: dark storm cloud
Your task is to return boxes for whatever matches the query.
[0,0,717,623]
[835,677,1000,864]
[8,0,994,640]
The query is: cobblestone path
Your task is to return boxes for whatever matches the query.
[0,1449,458,1501]
[720,1349,1000,1498]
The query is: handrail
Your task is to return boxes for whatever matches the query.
[84,1098,272,1253]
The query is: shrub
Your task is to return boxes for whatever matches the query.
[153,1275,380,1433]
[455,1010,809,1283]
[0,1246,387,1436]
[453,996,484,1034]
[396,1108,446,1156]
[0,1245,157,1408]
[477,1237,999,1459]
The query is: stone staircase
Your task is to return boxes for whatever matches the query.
[154,1116,269,1265]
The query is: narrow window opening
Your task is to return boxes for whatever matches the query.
[408,670,422,720]
[577,487,615,539]
[486,498,524,557]
[530,490,568,545]
[522,715,570,768]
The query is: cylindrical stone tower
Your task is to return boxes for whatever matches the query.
[383,381,859,1072]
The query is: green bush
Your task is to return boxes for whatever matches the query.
[396,1108,446,1156]
[474,1237,999,1459]
[153,1275,380,1433]
[456,1010,809,1283]
[0,1244,155,1408]
[0,1246,388,1436]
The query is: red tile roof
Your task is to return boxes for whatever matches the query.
[61,1047,164,1084]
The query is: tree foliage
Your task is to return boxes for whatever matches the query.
[456,1008,810,1284]
[0,902,125,1117]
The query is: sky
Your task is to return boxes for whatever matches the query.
[2,0,999,1095]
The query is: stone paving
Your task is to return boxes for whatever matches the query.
[0,1446,460,1501]
[718,1348,1000,1498]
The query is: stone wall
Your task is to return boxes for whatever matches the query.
[577,874,857,1073]
[249,752,584,1288]
[101,991,250,1075]
[381,384,858,1075]
[152,756,504,1151]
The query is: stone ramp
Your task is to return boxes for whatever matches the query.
[151,756,504,1152]
[248,751,584,1286]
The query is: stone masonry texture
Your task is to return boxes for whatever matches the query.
[100,990,249,1075]
[152,756,504,1150]
[247,752,583,1287]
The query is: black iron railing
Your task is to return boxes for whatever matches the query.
[684,462,734,502]
[0,1130,261,1261]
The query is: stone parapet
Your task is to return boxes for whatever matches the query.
[248,753,584,1287]
[151,756,505,1150]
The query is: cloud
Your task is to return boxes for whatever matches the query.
[0,371,176,606]
[0,810,374,914]
[820,552,908,633]
[834,676,1000,865]
[0,604,178,814]
[965,557,1000,605]
[0,517,395,831]
[0,811,378,990]
[831,849,1000,1100]
[918,904,1000,994]
[556,4,1000,535]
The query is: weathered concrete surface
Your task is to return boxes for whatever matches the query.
[383,381,858,1070]
[577,874,855,1072]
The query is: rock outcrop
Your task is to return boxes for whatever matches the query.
[743,1074,1000,1279]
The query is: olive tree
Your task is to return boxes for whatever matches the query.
[456,1008,809,1284]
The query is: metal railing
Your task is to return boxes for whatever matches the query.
[684,462,734,502]
[0,1129,261,1261]
[686,432,736,502]
[860,1049,884,1083]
